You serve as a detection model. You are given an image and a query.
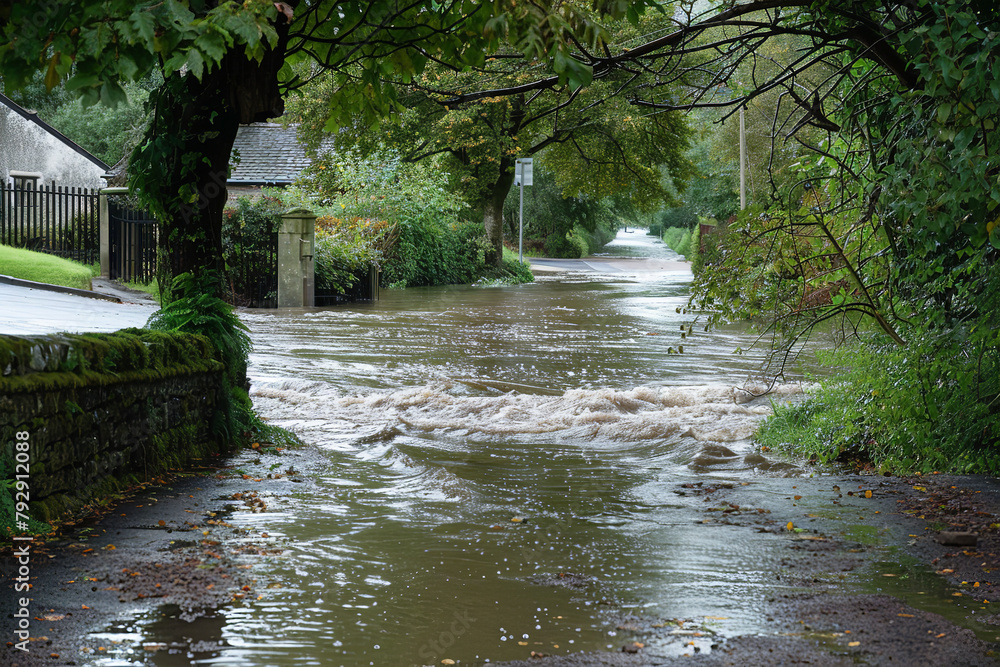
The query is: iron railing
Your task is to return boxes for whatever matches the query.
[0,182,100,265]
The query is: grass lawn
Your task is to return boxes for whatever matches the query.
[0,245,95,290]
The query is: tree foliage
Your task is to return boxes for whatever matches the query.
[286,8,693,264]
[0,0,658,291]
[616,0,1000,467]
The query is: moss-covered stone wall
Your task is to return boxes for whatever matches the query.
[0,328,228,523]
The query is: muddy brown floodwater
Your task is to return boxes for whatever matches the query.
[4,231,1000,666]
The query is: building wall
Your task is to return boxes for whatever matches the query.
[0,101,108,190]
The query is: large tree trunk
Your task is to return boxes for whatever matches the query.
[482,154,518,266]
[139,13,291,302]
[480,97,526,266]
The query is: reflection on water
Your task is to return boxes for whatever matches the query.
[95,232,827,665]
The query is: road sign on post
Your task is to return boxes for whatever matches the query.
[515,158,533,263]
[515,157,533,186]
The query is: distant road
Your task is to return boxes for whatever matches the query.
[529,256,692,275]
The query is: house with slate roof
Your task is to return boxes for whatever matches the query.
[0,93,110,191]
[227,122,316,200]
[103,121,317,201]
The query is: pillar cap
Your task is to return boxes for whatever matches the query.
[282,207,316,217]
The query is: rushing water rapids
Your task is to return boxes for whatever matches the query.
[92,231,825,666]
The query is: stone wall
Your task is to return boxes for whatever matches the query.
[0,328,228,523]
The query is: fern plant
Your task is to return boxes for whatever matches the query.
[147,271,253,441]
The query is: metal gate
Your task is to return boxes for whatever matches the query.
[107,199,158,283]
[225,223,278,308]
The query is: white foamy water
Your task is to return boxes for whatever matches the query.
[252,380,805,448]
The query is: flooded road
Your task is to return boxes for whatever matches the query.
[8,231,996,666]
[188,230,817,666]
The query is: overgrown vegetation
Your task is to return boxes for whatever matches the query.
[313,216,391,294]
[672,1,1000,472]
[146,272,254,442]
[660,225,700,262]
[759,321,1000,474]
[221,195,283,306]
[282,148,533,288]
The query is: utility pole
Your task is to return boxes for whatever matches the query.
[739,106,747,210]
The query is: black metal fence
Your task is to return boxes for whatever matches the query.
[315,267,380,306]
[107,198,158,283]
[0,182,100,264]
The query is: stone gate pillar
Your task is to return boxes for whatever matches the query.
[277,208,316,308]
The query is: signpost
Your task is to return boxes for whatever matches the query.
[515,158,532,263]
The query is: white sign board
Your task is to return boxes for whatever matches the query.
[515,157,533,186]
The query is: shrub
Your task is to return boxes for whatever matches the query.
[661,225,699,261]
[758,328,1000,474]
[382,218,496,287]
[314,216,394,293]
[577,222,616,254]
[544,231,578,258]
[567,226,590,258]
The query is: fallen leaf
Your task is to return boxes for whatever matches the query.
[897,613,914,617]
[794,495,802,500]
[158,520,166,527]
[848,641,860,647]
[441,660,456,665]
[865,490,873,499]
[936,633,946,638]
[786,522,794,531]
